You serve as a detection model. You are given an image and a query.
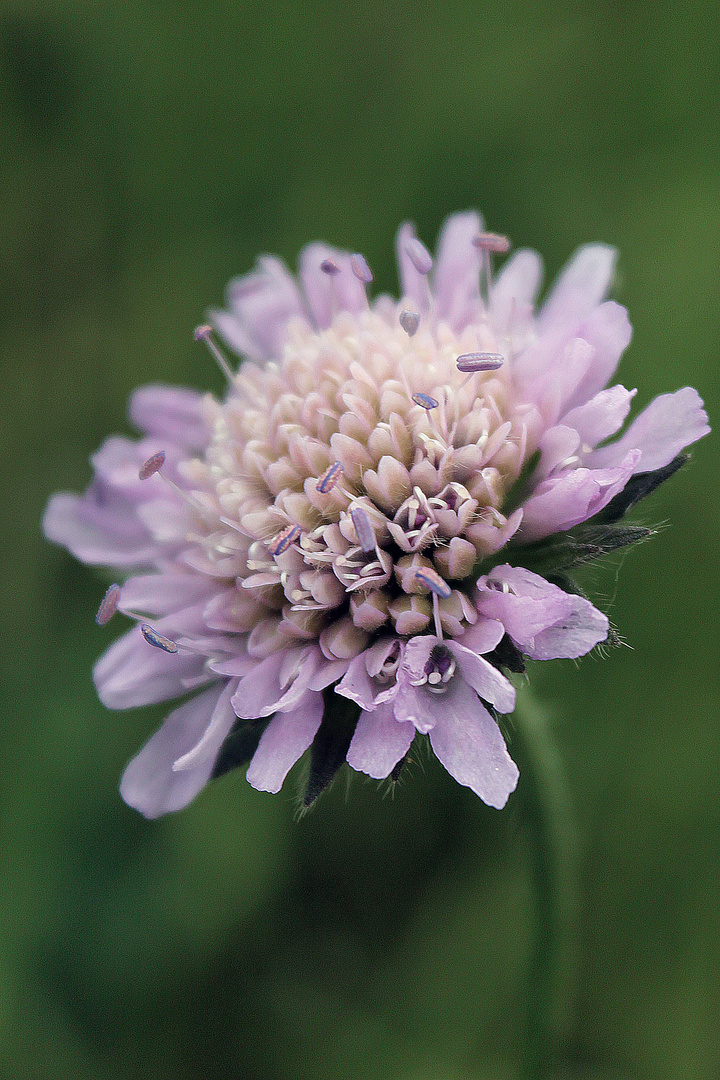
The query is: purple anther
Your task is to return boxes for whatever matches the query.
[316,460,344,494]
[399,309,420,336]
[193,324,212,341]
[412,392,439,411]
[473,232,511,253]
[350,506,376,552]
[351,253,373,283]
[456,352,504,373]
[138,451,166,480]
[413,567,452,599]
[141,624,179,653]
[268,523,303,557]
[95,583,121,626]
[320,259,341,276]
[404,237,433,275]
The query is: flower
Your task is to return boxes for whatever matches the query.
[43,212,710,817]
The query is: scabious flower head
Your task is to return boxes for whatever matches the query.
[43,212,709,817]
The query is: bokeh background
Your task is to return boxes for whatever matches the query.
[1,0,718,1077]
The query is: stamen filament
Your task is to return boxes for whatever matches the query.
[194,325,234,381]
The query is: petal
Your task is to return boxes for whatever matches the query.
[299,244,367,329]
[395,222,428,309]
[490,249,543,336]
[432,210,483,328]
[584,387,710,473]
[456,617,505,655]
[561,384,637,450]
[246,693,325,793]
[346,702,415,779]
[560,301,633,410]
[477,565,609,659]
[448,642,516,713]
[171,679,242,773]
[335,653,379,711]
[518,450,640,541]
[427,679,519,808]
[42,492,158,567]
[119,572,217,617]
[538,244,617,333]
[119,682,235,818]
[128,385,209,450]
[230,646,317,719]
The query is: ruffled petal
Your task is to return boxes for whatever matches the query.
[119,682,235,818]
[560,301,633,410]
[42,492,159,566]
[245,693,325,793]
[346,701,415,779]
[432,210,483,329]
[584,387,710,473]
[477,565,608,659]
[538,244,617,333]
[448,642,516,713]
[426,679,519,808]
[561,384,637,450]
[230,646,317,719]
[119,572,218,617]
[490,249,543,336]
[518,450,640,541]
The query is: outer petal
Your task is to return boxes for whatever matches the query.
[245,693,324,793]
[490,249,543,336]
[395,222,429,309]
[93,621,210,709]
[230,646,318,718]
[346,701,415,779]
[561,385,637,450]
[448,642,516,713]
[561,301,633,410]
[518,450,640,541]
[477,565,609,659]
[299,244,367,329]
[584,387,710,473]
[538,244,617,333]
[211,255,308,361]
[42,491,159,566]
[128,385,210,450]
[432,210,483,329]
[119,572,218,617]
[426,679,519,809]
[119,681,236,818]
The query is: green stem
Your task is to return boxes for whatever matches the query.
[511,690,580,1080]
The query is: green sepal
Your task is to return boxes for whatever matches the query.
[593,453,689,523]
[510,523,653,576]
[502,448,541,517]
[302,686,361,807]
[211,717,271,780]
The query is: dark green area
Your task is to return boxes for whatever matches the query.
[1,0,718,1076]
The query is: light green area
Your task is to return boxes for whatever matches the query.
[1,0,718,1075]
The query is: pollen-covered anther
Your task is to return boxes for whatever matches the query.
[268,523,303,557]
[138,451,166,480]
[456,352,504,373]
[141,624,179,653]
[412,392,439,411]
[472,232,511,253]
[399,309,421,336]
[350,253,373,283]
[95,583,121,626]
[320,259,341,276]
[350,506,376,552]
[411,566,452,599]
[315,460,344,494]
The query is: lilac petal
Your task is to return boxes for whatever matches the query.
[230,646,319,719]
[584,387,710,473]
[448,642,516,713]
[226,255,306,358]
[536,425,582,481]
[392,680,440,734]
[93,621,209,709]
[518,450,640,541]
[427,680,519,808]
[119,682,235,818]
[128,385,209,450]
[395,223,429,309]
[246,693,324,793]
[42,492,159,567]
[171,679,243,773]
[561,384,637,451]
[560,301,633,411]
[335,653,378,711]
[477,565,608,659]
[538,244,617,333]
[119,572,218,617]
[490,249,543,335]
[346,702,415,779]
[456,617,505,655]
[432,211,483,329]
[209,308,266,363]
[299,244,367,329]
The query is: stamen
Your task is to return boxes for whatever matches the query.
[320,259,341,276]
[194,324,234,381]
[350,506,376,552]
[350,253,373,283]
[413,566,452,599]
[95,583,120,626]
[315,460,344,494]
[456,352,504,373]
[399,309,420,336]
[472,232,511,253]
[141,624,179,653]
[268,523,303,556]
[404,237,433,275]
[138,451,166,480]
[412,392,439,411]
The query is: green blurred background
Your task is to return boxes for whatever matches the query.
[1,0,718,1076]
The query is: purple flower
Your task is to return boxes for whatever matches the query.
[43,212,710,816]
